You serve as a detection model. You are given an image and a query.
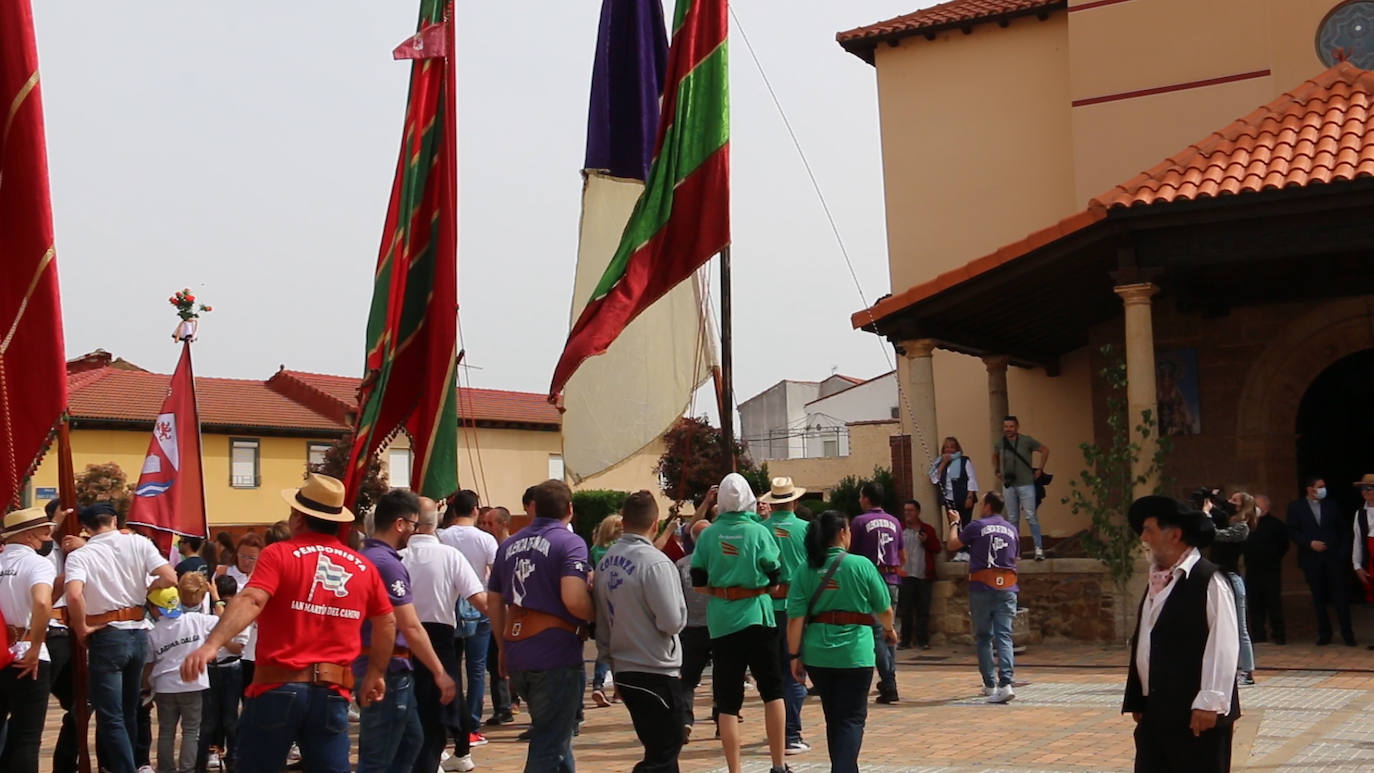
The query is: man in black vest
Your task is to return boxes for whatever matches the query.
[1123,495,1240,773]
[1286,476,1354,646]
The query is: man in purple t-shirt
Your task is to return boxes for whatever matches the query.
[946,491,1020,704]
[488,480,593,773]
[355,489,456,773]
[849,481,904,703]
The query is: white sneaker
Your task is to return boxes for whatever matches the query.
[206,751,221,769]
[1034,548,1045,561]
[287,744,302,763]
[952,553,969,562]
[987,684,1015,704]
[441,754,476,772]
[137,767,155,773]
[980,685,994,696]
[785,740,811,755]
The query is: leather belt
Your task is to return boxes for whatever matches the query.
[505,605,587,642]
[252,662,355,691]
[703,586,770,601]
[5,624,28,647]
[769,584,790,600]
[970,568,1018,589]
[811,611,876,627]
[51,608,69,625]
[360,645,411,660]
[86,606,146,627]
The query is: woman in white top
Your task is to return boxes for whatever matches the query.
[215,533,261,688]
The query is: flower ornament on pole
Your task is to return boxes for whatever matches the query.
[169,288,211,342]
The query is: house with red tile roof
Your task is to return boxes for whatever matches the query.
[24,351,615,527]
[838,0,1374,559]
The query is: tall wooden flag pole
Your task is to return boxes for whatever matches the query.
[56,421,92,773]
[718,246,735,470]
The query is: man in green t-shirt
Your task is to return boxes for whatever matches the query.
[690,474,790,773]
[760,478,811,756]
[993,415,1050,561]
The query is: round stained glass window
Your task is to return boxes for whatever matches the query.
[1318,1,1374,68]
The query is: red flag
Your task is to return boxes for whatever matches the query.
[392,20,448,60]
[1,0,67,509]
[126,342,206,553]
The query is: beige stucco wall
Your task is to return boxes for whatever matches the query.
[873,14,1076,293]
[457,426,560,511]
[770,420,898,494]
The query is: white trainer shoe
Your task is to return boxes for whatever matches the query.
[987,684,1016,704]
[441,753,476,772]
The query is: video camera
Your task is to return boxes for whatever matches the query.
[1188,486,1235,529]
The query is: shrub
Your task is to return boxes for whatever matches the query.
[572,489,629,542]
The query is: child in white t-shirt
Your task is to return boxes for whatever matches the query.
[145,573,217,773]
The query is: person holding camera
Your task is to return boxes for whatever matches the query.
[1208,490,1256,686]
[930,436,978,562]
[945,493,1019,704]
[993,416,1048,562]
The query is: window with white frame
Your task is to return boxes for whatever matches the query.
[230,438,260,488]
[549,454,565,481]
[307,442,331,469]
[389,448,413,489]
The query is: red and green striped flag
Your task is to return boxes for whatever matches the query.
[550,0,729,397]
[344,0,459,505]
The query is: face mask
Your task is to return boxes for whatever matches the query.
[1316,487,1328,500]
[37,539,55,557]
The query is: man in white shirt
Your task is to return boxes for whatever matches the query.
[439,489,499,739]
[405,496,488,773]
[1123,495,1239,773]
[0,506,58,773]
[64,502,176,773]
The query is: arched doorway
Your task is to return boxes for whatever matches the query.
[1295,349,1374,518]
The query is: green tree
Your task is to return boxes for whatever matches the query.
[309,433,390,519]
[827,467,899,516]
[655,416,762,505]
[1063,345,1172,638]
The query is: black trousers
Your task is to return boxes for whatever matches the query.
[1133,717,1233,772]
[1244,567,1285,641]
[897,576,933,646]
[1303,558,1353,639]
[414,622,468,773]
[678,625,713,726]
[615,671,685,773]
[46,629,81,773]
[0,661,52,773]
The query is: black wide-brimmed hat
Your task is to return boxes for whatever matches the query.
[1128,495,1216,548]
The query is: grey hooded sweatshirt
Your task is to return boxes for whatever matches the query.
[593,532,688,676]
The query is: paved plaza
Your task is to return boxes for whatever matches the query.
[40,631,1374,772]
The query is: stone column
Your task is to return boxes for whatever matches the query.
[899,339,941,522]
[1114,283,1160,496]
[983,356,1011,465]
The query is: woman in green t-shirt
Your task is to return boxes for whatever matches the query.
[784,511,896,773]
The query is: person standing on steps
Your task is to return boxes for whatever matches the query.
[897,500,940,650]
[993,416,1049,561]
[930,436,978,562]
[848,482,903,704]
[1243,495,1287,645]
[1286,476,1355,646]
[759,477,813,757]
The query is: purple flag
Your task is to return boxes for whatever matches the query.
[584,0,668,181]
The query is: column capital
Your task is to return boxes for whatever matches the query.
[898,339,937,358]
[1113,282,1160,307]
[982,355,1011,373]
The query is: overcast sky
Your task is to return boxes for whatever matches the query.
[33,0,921,412]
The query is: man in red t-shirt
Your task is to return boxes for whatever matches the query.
[182,474,395,772]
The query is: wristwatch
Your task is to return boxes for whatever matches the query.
[788,652,801,661]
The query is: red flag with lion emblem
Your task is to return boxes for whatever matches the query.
[126,341,206,553]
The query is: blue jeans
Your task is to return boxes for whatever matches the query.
[510,666,582,773]
[872,584,899,697]
[1004,484,1043,550]
[592,659,611,691]
[970,590,1017,687]
[87,627,148,773]
[236,683,350,772]
[459,618,491,729]
[774,611,806,743]
[807,666,871,773]
[357,671,422,773]
[1226,572,1255,673]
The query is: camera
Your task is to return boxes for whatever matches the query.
[1188,486,1235,528]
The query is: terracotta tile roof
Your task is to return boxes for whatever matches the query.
[852,208,1108,329]
[837,0,1064,62]
[68,368,345,433]
[67,362,562,432]
[1094,62,1374,209]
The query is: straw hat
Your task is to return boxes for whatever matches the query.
[1354,474,1374,488]
[1,506,56,539]
[758,477,806,504]
[281,473,355,523]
